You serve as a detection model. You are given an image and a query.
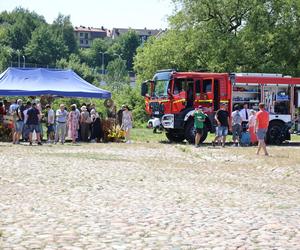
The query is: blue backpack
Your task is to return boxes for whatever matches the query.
[240,131,251,146]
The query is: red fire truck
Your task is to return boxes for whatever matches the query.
[141,69,300,144]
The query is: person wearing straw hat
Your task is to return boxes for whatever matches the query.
[80,105,91,142]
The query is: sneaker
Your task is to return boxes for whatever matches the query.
[29,142,32,146]
[235,142,238,147]
[37,142,42,145]
[222,143,225,148]
[195,144,200,148]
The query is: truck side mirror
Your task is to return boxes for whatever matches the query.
[141,82,148,97]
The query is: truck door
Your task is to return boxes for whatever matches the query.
[194,79,202,107]
[172,78,187,113]
[186,79,194,108]
[202,78,214,113]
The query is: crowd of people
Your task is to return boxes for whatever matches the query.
[0,99,134,145]
[0,97,272,154]
[193,102,270,156]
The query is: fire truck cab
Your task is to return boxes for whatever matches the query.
[141,69,300,144]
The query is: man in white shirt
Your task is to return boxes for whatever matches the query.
[55,104,68,144]
[240,103,251,130]
[9,99,19,115]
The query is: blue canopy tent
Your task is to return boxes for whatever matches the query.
[0,67,111,99]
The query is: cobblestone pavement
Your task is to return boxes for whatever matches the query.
[0,142,300,249]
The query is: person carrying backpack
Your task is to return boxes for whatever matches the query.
[231,105,243,146]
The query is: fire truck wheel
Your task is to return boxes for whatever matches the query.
[267,120,284,145]
[184,119,208,144]
[166,131,185,143]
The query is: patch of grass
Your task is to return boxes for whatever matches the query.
[131,128,166,142]
[132,128,300,144]
[176,145,192,153]
[291,134,300,142]
[132,128,217,144]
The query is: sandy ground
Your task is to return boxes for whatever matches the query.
[0,141,300,249]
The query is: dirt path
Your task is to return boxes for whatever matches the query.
[0,142,299,249]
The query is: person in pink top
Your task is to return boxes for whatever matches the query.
[68,104,79,144]
[255,103,269,155]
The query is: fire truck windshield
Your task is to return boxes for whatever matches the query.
[153,79,169,97]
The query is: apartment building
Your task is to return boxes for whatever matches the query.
[111,27,163,42]
[74,26,108,48]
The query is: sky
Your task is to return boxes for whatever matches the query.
[0,0,174,30]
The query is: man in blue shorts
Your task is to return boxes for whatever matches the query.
[26,102,42,145]
[212,103,231,147]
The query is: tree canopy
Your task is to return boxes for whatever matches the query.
[1,2,300,125]
[134,0,300,81]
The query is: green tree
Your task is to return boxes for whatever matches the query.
[0,45,12,71]
[52,14,78,55]
[134,0,300,80]
[25,24,68,66]
[56,54,97,84]
[134,29,197,81]
[111,30,141,70]
[105,58,130,91]
[80,38,113,68]
[0,7,45,50]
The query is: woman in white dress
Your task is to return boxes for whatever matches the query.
[121,105,133,143]
[248,109,257,144]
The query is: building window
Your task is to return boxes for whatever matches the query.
[85,40,88,45]
[85,33,88,39]
[80,39,84,44]
[80,33,84,37]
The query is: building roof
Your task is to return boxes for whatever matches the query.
[74,25,107,33]
[112,28,162,37]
